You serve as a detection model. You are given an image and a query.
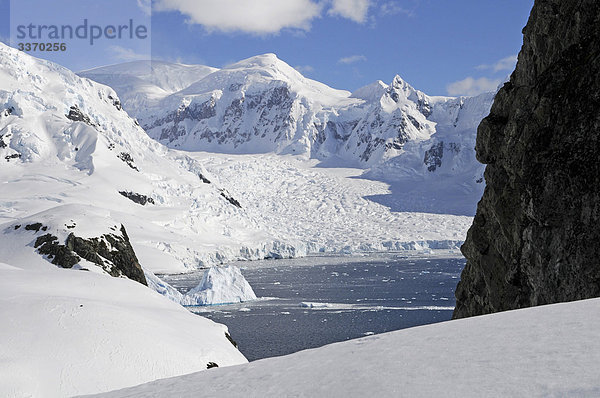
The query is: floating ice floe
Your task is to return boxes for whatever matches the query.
[300,302,333,308]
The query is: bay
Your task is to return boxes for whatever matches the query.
[161,253,465,361]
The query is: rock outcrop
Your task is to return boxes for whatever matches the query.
[119,191,155,206]
[30,223,148,286]
[454,0,600,318]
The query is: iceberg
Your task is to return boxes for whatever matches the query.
[181,266,257,306]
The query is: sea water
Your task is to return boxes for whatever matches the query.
[161,253,465,361]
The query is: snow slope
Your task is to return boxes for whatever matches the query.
[87,298,600,398]
[78,60,218,116]
[0,263,246,398]
[0,44,251,398]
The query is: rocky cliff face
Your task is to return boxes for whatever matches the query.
[453,0,600,318]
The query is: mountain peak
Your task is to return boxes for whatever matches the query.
[226,53,287,71]
[391,75,416,92]
[350,80,388,102]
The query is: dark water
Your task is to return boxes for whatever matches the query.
[161,254,465,361]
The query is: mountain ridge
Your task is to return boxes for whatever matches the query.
[81,54,495,217]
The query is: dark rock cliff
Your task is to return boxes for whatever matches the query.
[30,223,147,286]
[453,0,600,318]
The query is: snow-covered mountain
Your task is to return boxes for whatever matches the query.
[1,42,478,283]
[81,54,494,168]
[81,55,494,215]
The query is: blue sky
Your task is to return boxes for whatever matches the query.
[0,0,534,96]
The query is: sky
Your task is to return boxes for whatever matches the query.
[0,0,534,96]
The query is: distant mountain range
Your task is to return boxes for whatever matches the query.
[81,54,496,215]
[81,54,493,167]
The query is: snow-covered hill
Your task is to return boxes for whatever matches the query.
[0,262,247,398]
[86,297,600,398]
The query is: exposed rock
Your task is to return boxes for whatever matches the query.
[225,332,238,348]
[108,95,122,111]
[5,153,21,162]
[219,190,242,208]
[117,152,139,171]
[66,105,96,127]
[1,106,14,117]
[198,173,211,184]
[119,191,155,206]
[424,142,444,172]
[206,362,219,369]
[152,100,217,142]
[35,233,81,268]
[30,223,147,285]
[454,0,600,318]
[25,223,47,232]
[65,225,147,285]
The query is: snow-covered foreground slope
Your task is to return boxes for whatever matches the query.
[88,298,600,398]
[81,56,494,217]
[0,262,246,398]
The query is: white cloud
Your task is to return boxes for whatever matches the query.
[476,55,518,73]
[446,77,500,96]
[338,55,367,64]
[328,0,371,23]
[108,45,149,62]
[294,65,315,74]
[137,0,152,16]
[155,0,323,34]
[380,2,414,17]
